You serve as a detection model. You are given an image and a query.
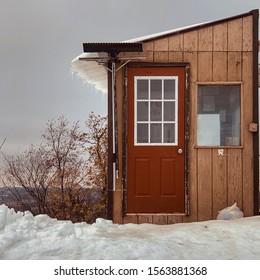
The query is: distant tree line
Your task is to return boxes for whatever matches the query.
[0,112,108,223]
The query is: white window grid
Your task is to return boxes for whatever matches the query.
[134,76,178,146]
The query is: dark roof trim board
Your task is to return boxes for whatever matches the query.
[83,42,143,54]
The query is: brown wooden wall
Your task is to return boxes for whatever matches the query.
[113,14,256,224]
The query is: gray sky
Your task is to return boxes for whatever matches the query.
[0,0,259,167]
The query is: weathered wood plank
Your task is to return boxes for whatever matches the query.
[183,52,197,83]
[213,22,228,51]
[154,38,169,51]
[198,26,213,51]
[169,34,184,51]
[123,215,138,224]
[212,149,227,219]
[242,16,253,51]
[227,52,242,81]
[183,30,198,52]
[197,149,213,221]
[182,78,198,222]
[228,19,243,51]
[153,215,168,225]
[143,51,154,62]
[198,52,213,82]
[168,52,183,62]
[138,215,153,224]
[242,52,254,216]
[113,190,123,223]
[135,43,154,61]
[154,51,169,62]
[227,149,243,208]
[167,215,183,224]
[213,52,227,81]
[143,41,154,51]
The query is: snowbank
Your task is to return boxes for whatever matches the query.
[0,204,260,260]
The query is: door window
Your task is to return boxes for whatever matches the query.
[135,76,178,145]
[197,85,240,146]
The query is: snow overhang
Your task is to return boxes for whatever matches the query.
[70,22,210,94]
[71,43,143,94]
[71,52,108,93]
[72,10,260,93]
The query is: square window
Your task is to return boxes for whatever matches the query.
[197,85,240,146]
[135,76,178,145]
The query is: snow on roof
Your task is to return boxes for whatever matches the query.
[70,22,209,94]
[124,22,208,43]
[71,52,108,93]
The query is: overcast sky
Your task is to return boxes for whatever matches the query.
[0,0,259,167]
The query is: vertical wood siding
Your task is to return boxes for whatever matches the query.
[116,14,255,224]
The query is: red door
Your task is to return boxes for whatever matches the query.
[127,67,185,213]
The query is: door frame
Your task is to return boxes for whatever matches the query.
[122,62,190,216]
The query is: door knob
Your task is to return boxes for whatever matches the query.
[178,148,183,154]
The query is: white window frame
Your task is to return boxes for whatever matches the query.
[134,76,178,146]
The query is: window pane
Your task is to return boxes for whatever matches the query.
[150,80,162,99]
[164,80,175,99]
[150,123,162,143]
[164,101,175,121]
[137,80,148,99]
[164,123,175,143]
[197,85,240,146]
[137,124,148,143]
[137,102,148,121]
[150,102,162,121]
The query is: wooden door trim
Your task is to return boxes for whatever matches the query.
[122,62,190,216]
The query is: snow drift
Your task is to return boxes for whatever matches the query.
[0,204,260,260]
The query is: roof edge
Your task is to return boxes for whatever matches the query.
[138,9,259,43]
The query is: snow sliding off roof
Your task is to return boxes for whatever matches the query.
[70,21,208,93]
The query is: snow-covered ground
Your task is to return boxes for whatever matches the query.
[0,204,260,260]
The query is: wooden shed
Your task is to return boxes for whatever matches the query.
[72,9,259,224]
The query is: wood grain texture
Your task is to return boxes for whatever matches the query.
[183,52,198,83]
[154,38,169,51]
[213,52,227,81]
[198,26,213,51]
[242,16,253,51]
[184,30,198,52]
[227,149,243,208]
[212,149,227,219]
[228,19,243,51]
[154,51,169,62]
[169,34,184,51]
[197,149,213,221]
[213,22,228,51]
[198,52,213,82]
[153,215,168,225]
[123,215,138,224]
[183,82,198,223]
[167,215,184,224]
[168,52,183,62]
[138,215,153,224]
[227,52,242,81]
[242,52,254,216]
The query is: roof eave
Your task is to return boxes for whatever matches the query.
[135,9,259,43]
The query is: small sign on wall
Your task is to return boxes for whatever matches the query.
[249,123,258,132]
